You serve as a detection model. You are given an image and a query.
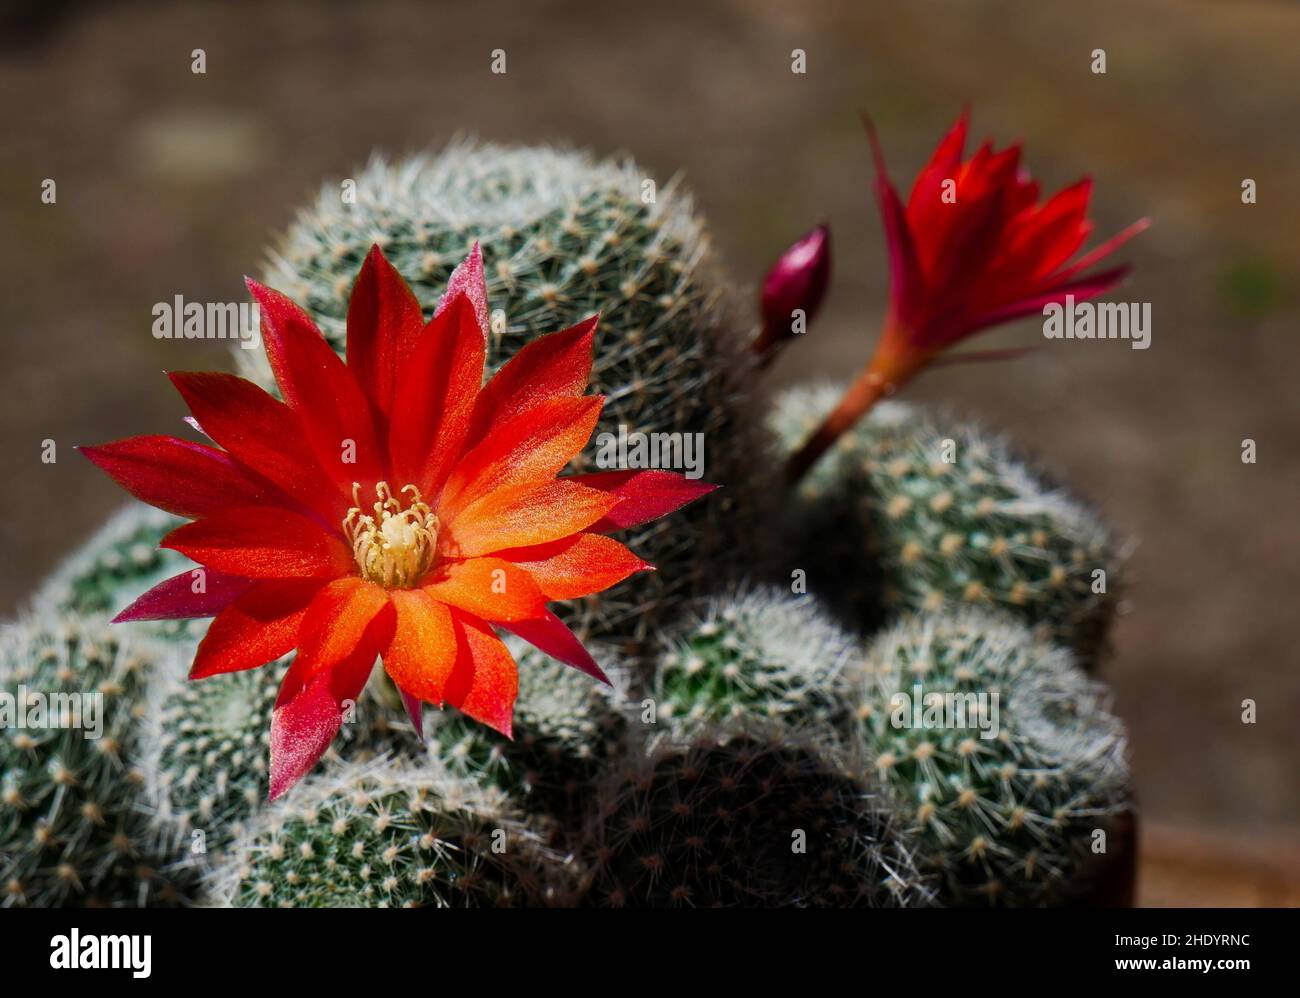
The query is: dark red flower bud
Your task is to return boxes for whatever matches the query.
[755,223,831,361]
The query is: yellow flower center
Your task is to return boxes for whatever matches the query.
[342,482,440,589]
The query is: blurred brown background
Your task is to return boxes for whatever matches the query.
[1,0,1296,904]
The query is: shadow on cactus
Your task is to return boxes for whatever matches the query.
[576,726,931,908]
[423,638,631,829]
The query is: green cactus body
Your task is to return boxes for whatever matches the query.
[772,388,1118,664]
[37,502,195,641]
[654,586,855,733]
[853,608,1130,906]
[0,615,192,907]
[209,759,562,908]
[425,640,629,825]
[248,143,756,644]
[579,728,929,908]
[144,663,280,865]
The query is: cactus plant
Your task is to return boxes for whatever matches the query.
[653,586,855,733]
[15,118,1145,910]
[36,503,192,638]
[772,387,1118,664]
[424,638,629,826]
[852,608,1130,906]
[208,758,565,907]
[245,142,757,643]
[577,727,930,908]
[0,614,192,907]
[142,661,280,866]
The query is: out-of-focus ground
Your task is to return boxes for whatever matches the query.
[1,0,1296,904]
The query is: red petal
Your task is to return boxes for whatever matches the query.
[906,109,969,232]
[462,316,598,450]
[387,294,485,497]
[958,264,1131,336]
[382,588,457,706]
[1051,217,1152,284]
[500,610,609,684]
[346,245,427,418]
[114,567,256,623]
[245,278,385,491]
[266,579,394,798]
[421,557,548,623]
[291,577,393,685]
[864,116,926,331]
[399,686,424,738]
[268,634,383,800]
[189,579,323,679]
[443,609,517,737]
[162,507,355,579]
[80,435,277,519]
[169,372,347,521]
[446,480,617,557]
[435,243,489,338]
[437,396,603,521]
[497,533,649,600]
[565,469,718,533]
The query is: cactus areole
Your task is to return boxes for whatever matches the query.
[80,244,716,800]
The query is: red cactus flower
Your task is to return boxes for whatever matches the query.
[82,245,715,799]
[786,111,1148,482]
[754,223,831,364]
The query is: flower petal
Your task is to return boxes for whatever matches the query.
[268,636,382,801]
[399,686,425,739]
[382,588,457,706]
[292,577,393,684]
[387,293,485,497]
[169,372,347,521]
[958,264,1131,336]
[245,278,385,491]
[462,315,598,450]
[80,435,277,519]
[500,611,609,685]
[865,114,926,330]
[564,469,718,533]
[497,533,649,600]
[437,395,603,521]
[346,245,427,418]
[443,609,517,737]
[435,243,489,338]
[162,507,355,579]
[114,567,256,623]
[447,480,618,557]
[266,578,394,799]
[421,557,548,623]
[189,579,324,679]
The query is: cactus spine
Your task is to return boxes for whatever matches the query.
[209,758,564,908]
[1,614,192,906]
[852,608,1130,906]
[772,387,1118,664]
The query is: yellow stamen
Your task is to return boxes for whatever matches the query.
[342,482,440,589]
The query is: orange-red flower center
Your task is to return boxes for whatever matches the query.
[342,482,439,589]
